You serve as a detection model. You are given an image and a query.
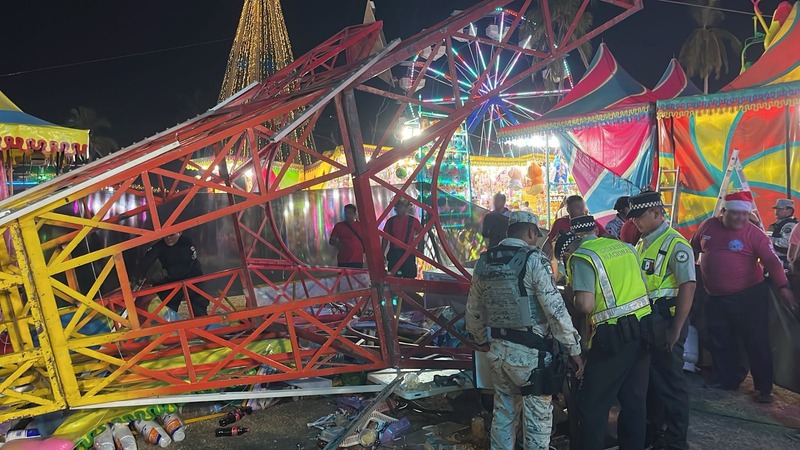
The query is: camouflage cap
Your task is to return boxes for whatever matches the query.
[508,211,544,237]
[508,210,539,225]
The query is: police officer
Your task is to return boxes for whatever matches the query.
[135,231,209,316]
[768,198,797,269]
[628,191,695,450]
[556,223,652,450]
[466,211,584,450]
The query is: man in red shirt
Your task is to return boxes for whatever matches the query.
[690,191,797,403]
[543,195,608,257]
[329,204,366,268]
[382,198,424,278]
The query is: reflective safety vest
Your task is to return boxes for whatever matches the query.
[474,245,546,329]
[567,238,651,326]
[636,226,690,302]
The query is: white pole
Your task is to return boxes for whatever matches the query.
[545,135,552,226]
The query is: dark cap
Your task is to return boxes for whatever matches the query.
[626,191,663,218]
[555,231,582,259]
[570,215,596,234]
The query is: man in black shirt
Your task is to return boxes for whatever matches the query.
[135,232,209,316]
[481,193,511,249]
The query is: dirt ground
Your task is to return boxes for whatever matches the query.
[169,373,800,450]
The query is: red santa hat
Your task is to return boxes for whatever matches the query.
[723,191,753,211]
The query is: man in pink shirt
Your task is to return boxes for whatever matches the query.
[690,191,797,403]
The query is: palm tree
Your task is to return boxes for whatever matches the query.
[678,0,743,94]
[64,107,120,161]
[520,0,593,92]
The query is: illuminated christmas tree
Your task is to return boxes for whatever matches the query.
[220,0,293,100]
[220,0,312,163]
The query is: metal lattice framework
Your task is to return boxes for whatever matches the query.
[0,0,641,420]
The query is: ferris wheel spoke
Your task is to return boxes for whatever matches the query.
[503,99,543,119]
[495,102,520,127]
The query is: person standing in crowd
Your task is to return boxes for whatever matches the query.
[556,228,652,450]
[521,201,533,213]
[543,195,608,257]
[481,193,512,248]
[767,198,797,269]
[690,191,797,403]
[466,211,584,450]
[629,191,696,450]
[382,198,423,279]
[134,231,208,317]
[605,196,631,239]
[329,204,366,268]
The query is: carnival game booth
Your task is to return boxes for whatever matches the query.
[657,3,800,238]
[498,44,700,224]
[0,91,89,196]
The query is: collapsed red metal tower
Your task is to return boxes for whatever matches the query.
[0,0,642,419]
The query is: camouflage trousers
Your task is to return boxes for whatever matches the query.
[487,339,553,450]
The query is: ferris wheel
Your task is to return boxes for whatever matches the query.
[402,8,575,156]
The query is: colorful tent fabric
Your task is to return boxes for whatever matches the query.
[499,44,667,224]
[657,3,800,238]
[652,58,702,99]
[0,91,88,155]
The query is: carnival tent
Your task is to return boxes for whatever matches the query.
[0,91,89,198]
[0,91,88,155]
[499,45,696,223]
[656,2,800,237]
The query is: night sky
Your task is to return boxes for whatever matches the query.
[0,0,783,148]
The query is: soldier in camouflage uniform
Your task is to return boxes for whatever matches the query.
[467,211,584,450]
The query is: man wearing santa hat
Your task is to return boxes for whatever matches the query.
[690,191,797,403]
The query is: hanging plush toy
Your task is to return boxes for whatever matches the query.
[508,167,524,190]
[526,163,545,195]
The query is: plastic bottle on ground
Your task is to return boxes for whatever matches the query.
[91,427,115,450]
[112,422,137,450]
[158,413,186,442]
[5,428,41,441]
[214,427,249,437]
[178,403,223,419]
[133,419,172,448]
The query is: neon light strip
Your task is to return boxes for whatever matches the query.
[504,99,543,117]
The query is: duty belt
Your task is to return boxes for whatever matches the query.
[650,296,677,316]
[592,295,649,324]
[490,328,551,351]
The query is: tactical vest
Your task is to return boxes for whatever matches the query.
[770,216,797,253]
[567,238,651,326]
[474,245,545,329]
[636,226,690,302]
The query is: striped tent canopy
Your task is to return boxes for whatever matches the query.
[653,58,702,99]
[0,91,88,155]
[657,3,800,237]
[499,45,688,224]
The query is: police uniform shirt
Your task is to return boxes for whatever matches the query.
[139,235,203,282]
[569,234,647,292]
[466,237,582,357]
[639,221,696,285]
